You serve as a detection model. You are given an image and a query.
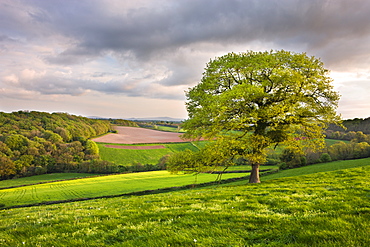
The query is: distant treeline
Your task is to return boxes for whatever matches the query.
[279,137,370,170]
[328,117,370,134]
[0,111,114,179]
[137,121,182,130]
[278,119,370,170]
[108,119,139,127]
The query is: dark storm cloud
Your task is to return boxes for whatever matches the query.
[28,0,370,68]
[2,0,370,109]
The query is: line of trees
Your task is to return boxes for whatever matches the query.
[109,119,139,127]
[0,111,113,179]
[325,129,369,142]
[328,117,370,134]
[279,130,370,169]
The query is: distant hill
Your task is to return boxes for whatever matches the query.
[328,117,370,134]
[0,111,113,179]
[88,116,184,122]
[127,117,184,122]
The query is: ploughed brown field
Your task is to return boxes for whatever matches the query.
[92,126,189,146]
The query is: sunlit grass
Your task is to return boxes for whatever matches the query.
[0,171,249,208]
[1,165,369,246]
[261,157,370,181]
[2,158,369,209]
[154,125,185,133]
[325,138,349,146]
[0,173,95,189]
[97,138,344,167]
[98,142,201,165]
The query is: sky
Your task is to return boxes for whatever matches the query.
[1,0,370,120]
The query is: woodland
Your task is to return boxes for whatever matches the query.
[0,111,115,178]
[1,110,370,180]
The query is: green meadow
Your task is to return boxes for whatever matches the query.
[0,162,369,246]
[0,173,95,189]
[2,158,368,209]
[324,138,349,146]
[262,157,370,180]
[97,142,202,165]
[0,171,249,208]
[97,139,343,166]
[154,125,185,132]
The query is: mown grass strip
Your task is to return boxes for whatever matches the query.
[0,173,96,189]
[0,171,249,208]
[2,175,252,210]
[1,168,276,210]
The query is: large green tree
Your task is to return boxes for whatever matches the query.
[168,50,341,183]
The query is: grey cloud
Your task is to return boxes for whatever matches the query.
[32,0,370,67]
[10,73,184,100]
[21,76,87,96]
[91,72,116,78]
[0,34,17,42]
[45,46,103,65]
[2,0,370,109]
[88,79,184,100]
[0,34,19,52]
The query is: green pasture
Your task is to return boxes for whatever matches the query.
[98,144,171,165]
[98,142,201,165]
[98,139,342,166]
[0,164,270,190]
[1,158,369,209]
[0,171,248,208]
[224,157,370,186]
[1,165,369,246]
[154,125,185,133]
[325,138,349,146]
[262,157,370,181]
[0,173,95,189]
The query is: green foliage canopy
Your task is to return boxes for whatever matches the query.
[0,111,112,178]
[168,50,341,182]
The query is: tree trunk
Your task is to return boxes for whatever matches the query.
[249,164,261,183]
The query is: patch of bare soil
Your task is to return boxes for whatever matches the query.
[92,126,190,144]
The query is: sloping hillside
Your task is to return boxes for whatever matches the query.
[0,111,112,178]
[1,164,369,246]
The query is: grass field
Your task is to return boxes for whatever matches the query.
[154,125,185,133]
[97,139,343,166]
[324,138,349,146]
[1,158,369,208]
[0,164,274,190]
[0,164,369,246]
[0,173,95,189]
[98,142,201,165]
[262,157,370,180]
[0,171,250,208]
[224,157,370,187]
